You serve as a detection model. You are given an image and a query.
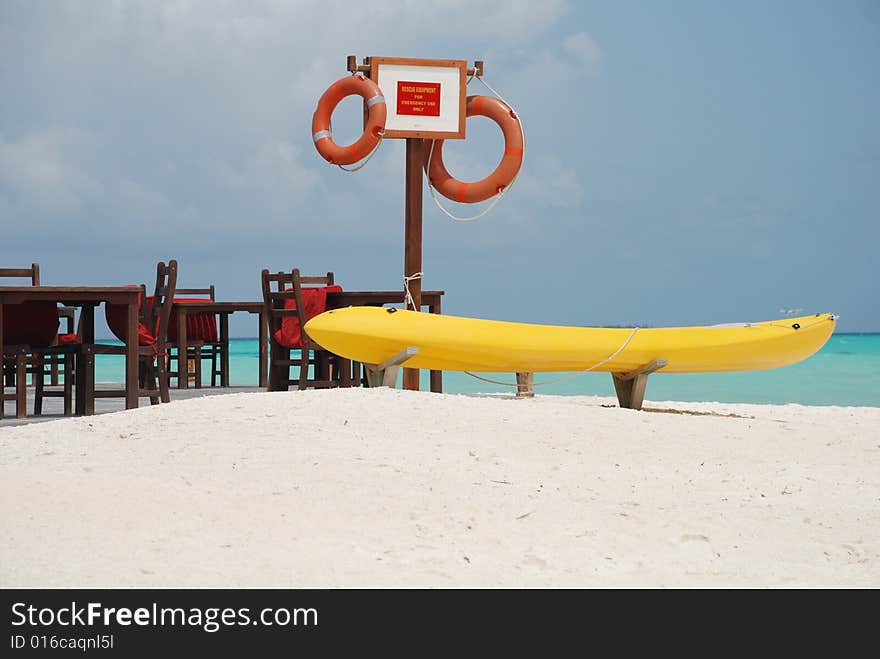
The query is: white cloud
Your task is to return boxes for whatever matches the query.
[518,154,583,209]
[0,0,583,246]
[563,32,602,75]
[0,130,98,216]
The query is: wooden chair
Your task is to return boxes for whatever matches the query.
[33,309,80,416]
[1,263,70,419]
[167,284,226,388]
[261,268,359,391]
[1,264,40,402]
[89,260,179,405]
[0,265,72,389]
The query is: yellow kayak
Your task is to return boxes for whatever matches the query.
[305,307,836,374]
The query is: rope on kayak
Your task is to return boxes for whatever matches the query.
[765,314,837,331]
[463,326,641,388]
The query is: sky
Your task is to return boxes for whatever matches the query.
[1,0,878,336]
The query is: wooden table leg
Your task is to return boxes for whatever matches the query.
[258,311,267,388]
[0,302,4,420]
[177,308,188,389]
[429,300,443,393]
[125,298,138,410]
[81,345,95,416]
[77,304,98,415]
[220,313,230,387]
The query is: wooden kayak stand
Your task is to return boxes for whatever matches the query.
[364,347,419,388]
[611,358,667,410]
[516,358,668,409]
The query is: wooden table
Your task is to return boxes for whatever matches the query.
[173,290,444,392]
[173,301,267,389]
[0,286,141,417]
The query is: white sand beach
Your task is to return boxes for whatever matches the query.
[1,388,878,588]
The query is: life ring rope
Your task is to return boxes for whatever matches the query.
[335,121,384,172]
[424,75,525,222]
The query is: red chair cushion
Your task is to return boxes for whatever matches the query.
[105,288,156,346]
[57,333,80,344]
[2,302,60,348]
[167,298,218,342]
[273,285,342,349]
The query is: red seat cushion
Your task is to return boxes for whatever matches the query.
[105,288,156,346]
[57,333,80,344]
[2,302,60,348]
[167,298,218,343]
[273,285,342,349]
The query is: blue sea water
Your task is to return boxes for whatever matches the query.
[91,333,880,407]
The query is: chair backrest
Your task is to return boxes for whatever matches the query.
[291,269,334,331]
[0,265,76,344]
[261,269,334,345]
[175,285,215,301]
[0,264,59,348]
[0,263,40,285]
[147,260,178,344]
[169,283,217,343]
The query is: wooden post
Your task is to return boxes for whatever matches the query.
[0,301,4,419]
[516,372,534,398]
[403,137,424,391]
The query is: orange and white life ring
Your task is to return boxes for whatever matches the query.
[312,76,386,165]
[424,95,523,204]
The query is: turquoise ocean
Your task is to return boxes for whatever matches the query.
[91,333,880,407]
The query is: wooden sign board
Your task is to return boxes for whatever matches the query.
[369,57,467,140]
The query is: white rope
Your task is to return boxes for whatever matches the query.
[337,130,384,172]
[764,315,837,331]
[424,74,525,222]
[403,271,423,311]
[425,139,509,222]
[464,326,641,389]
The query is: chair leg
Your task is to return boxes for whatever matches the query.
[298,348,310,391]
[50,354,60,387]
[63,353,73,416]
[267,362,277,391]
[318,351,333,388]
[157,353,170,404]
[141,358,159,406]
[268,343,288,392]
[266,349,276,391]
